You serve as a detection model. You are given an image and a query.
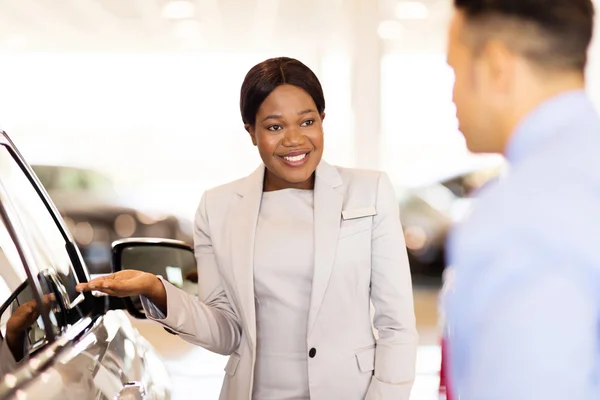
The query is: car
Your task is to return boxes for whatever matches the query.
[31,164,193,275]
[398,165,503,276]
[0,131,198,399]
[438,268,456,400]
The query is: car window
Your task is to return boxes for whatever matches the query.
[0,216,51,376]
[0,146,84,338]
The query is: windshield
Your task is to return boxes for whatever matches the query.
[0,150,83,309]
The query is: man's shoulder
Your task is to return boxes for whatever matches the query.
[451,172,539,247]
[455,158,600,251]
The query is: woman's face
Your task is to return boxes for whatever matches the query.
[248,84,324,191]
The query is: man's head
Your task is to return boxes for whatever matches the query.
[448,0,595,153]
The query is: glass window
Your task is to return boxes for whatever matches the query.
[0,216,49,376]
[319,53,355,167]
[380,53,466,187]
[0,146,84,334]
[380,53,506,187]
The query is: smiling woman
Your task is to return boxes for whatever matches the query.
[77,56,418,400]
[240,58,326,191]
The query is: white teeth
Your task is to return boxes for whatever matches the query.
[284,153,307,162]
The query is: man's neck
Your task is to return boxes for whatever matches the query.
[500,72,585,154]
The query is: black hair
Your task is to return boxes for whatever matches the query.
[239,57,325,126]
[454,0,595,71]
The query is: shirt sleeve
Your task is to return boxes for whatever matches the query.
[455,260,598,400]
[140,294,166,320]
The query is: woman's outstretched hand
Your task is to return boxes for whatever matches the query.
[76,270,167,313]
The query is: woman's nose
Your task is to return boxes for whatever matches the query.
[282,126,303,146]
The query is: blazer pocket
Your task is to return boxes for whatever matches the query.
[339,206,376,239]
[342,206,377,221]
[224,353,241,376]
[339,219,371,239]
[355,345,376,373]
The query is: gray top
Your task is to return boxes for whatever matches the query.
[252,188,314,399]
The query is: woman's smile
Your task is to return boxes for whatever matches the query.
[279,151,311,167]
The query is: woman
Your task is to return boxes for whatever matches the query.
[77,57,418,400]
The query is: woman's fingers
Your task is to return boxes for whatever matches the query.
[90,287,122,297]
[97,279,127,292]
[77,278,139,297]
[76,281,106,293]
[76,282,99,292]
[75,283,90,292]
[76,271,147,296]
[76,275,114,292]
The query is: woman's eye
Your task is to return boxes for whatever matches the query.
[268,125,282,131]
[300,119,314,127]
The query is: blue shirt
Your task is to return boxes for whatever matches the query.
[444,90,600,399]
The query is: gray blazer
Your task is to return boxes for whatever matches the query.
[143,160,418,400]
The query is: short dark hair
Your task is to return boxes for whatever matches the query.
[239,57,325,126]
[454,0,595,71]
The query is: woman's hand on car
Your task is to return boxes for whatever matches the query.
[76,270,167,312]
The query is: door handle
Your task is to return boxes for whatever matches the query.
[116,381,147,400]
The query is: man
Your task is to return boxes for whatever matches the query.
[443,0,600,399]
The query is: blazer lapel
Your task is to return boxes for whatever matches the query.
[228,164,264,348]
[308,161,343,334]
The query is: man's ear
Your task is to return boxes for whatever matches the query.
[480,39,514,93]
[245,124,257,146]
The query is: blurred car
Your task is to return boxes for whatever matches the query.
[31,164,193,274]
[438,268,456,400]
[398,165,503,276]
[0,131,176,399]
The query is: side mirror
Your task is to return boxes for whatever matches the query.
[111,238,197,319]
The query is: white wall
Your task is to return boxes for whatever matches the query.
[2,2,597,218]
[0,52,354,217]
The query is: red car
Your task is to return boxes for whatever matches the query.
[438,268,455,400]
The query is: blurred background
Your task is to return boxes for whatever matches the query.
[1,0,599,398]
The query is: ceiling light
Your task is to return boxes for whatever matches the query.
[162,0,195,20]
[377,20,405,40]
[395,1,429,20]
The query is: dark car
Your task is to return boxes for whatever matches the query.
[398,165,503,276]
[0,131,208,399]
[31,165,193,274]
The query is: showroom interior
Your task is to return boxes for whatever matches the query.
[0,0,599,399]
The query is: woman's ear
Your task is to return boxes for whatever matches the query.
[320,112,326,122]
[245,124,257,146]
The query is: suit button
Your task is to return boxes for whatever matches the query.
[309,348,316,358]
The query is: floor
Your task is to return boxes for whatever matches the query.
[130,281,442,399]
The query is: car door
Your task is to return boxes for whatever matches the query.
[0,137,170,399]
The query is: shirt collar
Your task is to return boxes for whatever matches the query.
[505,90,592,163]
